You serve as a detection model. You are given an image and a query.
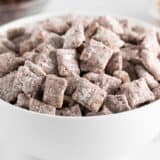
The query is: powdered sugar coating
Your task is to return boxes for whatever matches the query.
[0,14,159,116]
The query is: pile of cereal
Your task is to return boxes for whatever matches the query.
[0,14,160,116]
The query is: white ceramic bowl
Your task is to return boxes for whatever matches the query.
[0,13,160,160]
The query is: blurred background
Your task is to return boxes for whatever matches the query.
[0,0,159,25]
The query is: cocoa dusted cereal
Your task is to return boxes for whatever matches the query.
[56,49,80,76]
[93,26,124,52]
[0,52,24,77]
[63,23,85,49]
[43,74,67,108]
[29,98,56,114]
[80,39,113,73]
[105,94,131,113]
[120,78,155,108]
[72,78,106,112]
[0,14,160,116]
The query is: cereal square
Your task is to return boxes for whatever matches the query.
[72,78,106,112]
[95,73,122,94]
[43,75,67,108]
[0,71,18,102]
[63,23,85,49]
[98,16,123,34]
[120,78,155,108]
[13,66,43,95]
[140,49,160,81]
[135,65,159,89]
[141,30,160,57]
[105,94,131,113]
[29,98,56,114]
[93,26,124,51]
[35,47,58,74]
[0,52,24,77]
[80,39,113,73]
[56,49,80,76]
[42,17,69,34]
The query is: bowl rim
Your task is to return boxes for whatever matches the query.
[0,11,159,120]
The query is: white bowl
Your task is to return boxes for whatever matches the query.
[0,12,160,160]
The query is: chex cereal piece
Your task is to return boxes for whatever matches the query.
[106,52,123,75]
[72,78,106,112]
[45,33,64,49]
[85,21,99,40]
[123,60,137,80]
[16,93,30,109]
[141,30,160,57]
[65,76,80,95]
[140,49,160,81]
[83,72,99,83]
[24,25,57,51]
[0,71,18,102]
[19,27,48,54]
[7,27,26,40]
[43,75,67,108]
[113,70,130,83]
[42,17,69,35]
[98,16,124,34]
[35,48,58,74]
[80,39,113,73]
[63,23,85,49]
[94,73,122,94]
[135,65,159,89]
[24,61,46,77]
[36,32,64,50]
[120,78,155,108]
[56,104,82,116]
[152,86,160,100]
[0,52,24,77]
[86,105,112,116]
[121,44,141,63]
[56,49,80,76]
[105,94,131,113]
[13,66,43,95]
[93,26,124,52]
[29,98,56,114]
